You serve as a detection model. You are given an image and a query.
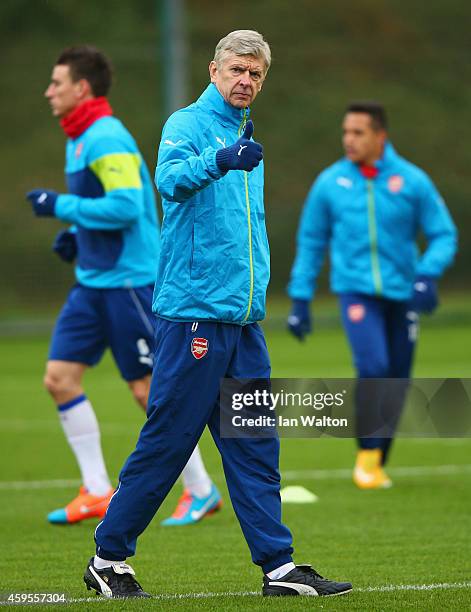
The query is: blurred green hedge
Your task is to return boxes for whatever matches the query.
[1,0,469,312]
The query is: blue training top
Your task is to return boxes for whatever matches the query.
[54,115,160,288]
[288,142,457,301]
[153,84,270,325]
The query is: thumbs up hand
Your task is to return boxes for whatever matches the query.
[216,120,263,172]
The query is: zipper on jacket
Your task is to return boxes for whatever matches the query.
[366,179,382,294]
[239,110,254,322]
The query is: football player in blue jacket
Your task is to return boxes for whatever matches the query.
[287,101,457,488]
[26,46,219,526]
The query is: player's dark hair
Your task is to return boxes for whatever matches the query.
[56,46,112,97]
[346,101,387,131]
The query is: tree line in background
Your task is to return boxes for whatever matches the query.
[1,0,470,311]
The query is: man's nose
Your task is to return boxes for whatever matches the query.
[239,71,251,87]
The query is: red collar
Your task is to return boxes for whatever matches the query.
[359,164,379,179]
[60,97,113,139]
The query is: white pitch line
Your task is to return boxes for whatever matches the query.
[0,419,137,435]
[1,464,471,491]
[0,479,80,491]
[282,463,471,480]
[3,419,471,442]
[1,582,470,605]
[49,581,471,604]
[357,581,471,593]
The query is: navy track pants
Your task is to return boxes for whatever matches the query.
[339,294,417,463]
[95,318,293,573]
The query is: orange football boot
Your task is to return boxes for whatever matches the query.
[48,486,114,524]
[353,449,392,489]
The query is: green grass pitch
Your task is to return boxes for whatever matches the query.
[1,296,470,610]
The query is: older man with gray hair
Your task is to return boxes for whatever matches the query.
[82,30,352,599]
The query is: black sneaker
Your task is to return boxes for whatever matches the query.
[263,564,352,597]
[83,557,151,598]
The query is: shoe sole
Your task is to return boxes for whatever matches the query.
[263,587,352,597]
[205,499,223,516]
[353,479,393,490]
[50,510,108,525]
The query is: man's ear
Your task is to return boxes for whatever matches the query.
[209,61,217,83]
[75,78,92,100]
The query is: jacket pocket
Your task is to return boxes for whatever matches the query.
[190,206,213,280]
[190,224,199,279]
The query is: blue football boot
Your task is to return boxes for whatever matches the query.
[161,484,222,526]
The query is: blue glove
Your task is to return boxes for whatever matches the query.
[26,189,58,217]
[52,229,77,263]
[216,120,263,172]
[287,299,312,341]
[410,275,439,314]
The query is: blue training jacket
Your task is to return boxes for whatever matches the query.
[153,83,270,324]
[288,142,457,301]
[54,115,160,288]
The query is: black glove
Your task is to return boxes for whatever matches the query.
[287,299,312,341]
[216,120,263,172]
[52,230,77,263]
[409,275,438,314]
[26,189,58,217]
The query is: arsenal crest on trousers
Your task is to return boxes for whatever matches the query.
[191,337,209,360]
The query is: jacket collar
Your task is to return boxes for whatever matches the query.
[375,141,399,172]
[196,83,250,129]
[60,97,112,139]
[347,141,400,176]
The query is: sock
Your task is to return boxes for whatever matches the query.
[94,556,124,569]
[181,445,212,498]
[58,395,111,496]
[267,562,296,579]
